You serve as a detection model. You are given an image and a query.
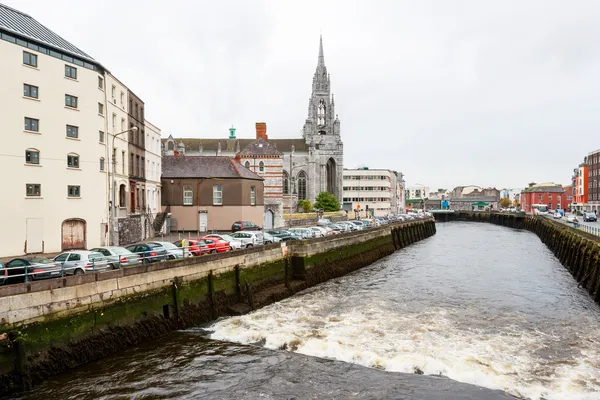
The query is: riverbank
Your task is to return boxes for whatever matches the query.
[0,219,436,396]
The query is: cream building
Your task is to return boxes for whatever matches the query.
[343,168,403,218]
[144,120,162,222]
[0,4,109,256]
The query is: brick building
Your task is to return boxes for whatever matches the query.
[520,183,568,212]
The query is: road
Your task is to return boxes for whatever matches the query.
[541,212,600,236]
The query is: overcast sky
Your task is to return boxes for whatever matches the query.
[6,0,600,190]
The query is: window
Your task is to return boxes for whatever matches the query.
[213,185,223,205]
[183,186,193,205]
[99,130,105,143]
[24,117,39,132]
[122,151,125,174]
[111,85,116,99]
[245,161,250,169]
[121,118,125,131]
[259,161,264,173]
[26,184,41,197]
[23,51,37,67]
[250,186,256,205]
[25,149,39,164]
[120,91,124,106]
[98,103,104,115]
[283,171,289,195]
[112,113,116,127]
[98,76,104,89]
[66,125,79,138]
[298,171,307,200]
[119,184,126,207]
[23,83,38,98]
[65,65,77,79]
[100,157,105,171]
[68,185,81,197]
[65,94,78,108]
[67,154,80,168]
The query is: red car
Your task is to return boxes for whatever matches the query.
[173,239,211,256]
[199,236,230,253]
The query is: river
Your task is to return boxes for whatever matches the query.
[14,222,600,399]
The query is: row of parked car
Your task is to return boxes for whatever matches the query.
[0,213,431,286]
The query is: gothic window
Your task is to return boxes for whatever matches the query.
[297,171,307,200]
[259,161,264,173]
[245,161,250,169]
[317,99,326,126]
[283,171,289,195]
[119,184,126,207]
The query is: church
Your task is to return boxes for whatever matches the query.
[162,36,344,209]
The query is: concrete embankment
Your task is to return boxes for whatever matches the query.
[434,211,600,305]
[0,219,436,396]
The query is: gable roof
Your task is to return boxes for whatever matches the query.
[0,4,96,63]
[164,137,308,153]
[161,156,263,180]
[238,137,283,157]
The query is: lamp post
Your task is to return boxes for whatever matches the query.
[110,126,138,245]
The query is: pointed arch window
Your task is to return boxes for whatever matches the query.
[259,161,264,173]
[283,171,289,195]
[297,171,307,200]
[317,99,326,126]
[244,161,251,169]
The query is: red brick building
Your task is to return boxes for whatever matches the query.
[520,183,569,212]
[571,159,588,211]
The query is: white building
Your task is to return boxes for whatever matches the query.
[0,4,109,256]
[144,120,162,220]
[343,168,403,217]
[406,186,430,200]
[500,188,521,204]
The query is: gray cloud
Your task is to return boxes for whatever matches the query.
[7,0,600,190]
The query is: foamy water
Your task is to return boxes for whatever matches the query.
[208,223,600,400]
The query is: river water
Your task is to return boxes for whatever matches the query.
[15,223,600,399]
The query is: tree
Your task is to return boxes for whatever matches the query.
[298,199,313,213]
[313,191,341,212]
[500,197,511,208]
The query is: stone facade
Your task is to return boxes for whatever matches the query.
[162,36,343,207]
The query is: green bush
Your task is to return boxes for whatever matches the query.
[313,192,340,212]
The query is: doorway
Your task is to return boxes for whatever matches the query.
[265,209,274,229]
[61,219,86,250]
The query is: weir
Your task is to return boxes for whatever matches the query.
[0,219,436,395]
[434,211,600,305]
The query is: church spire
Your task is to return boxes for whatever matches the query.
[318,34,325,67]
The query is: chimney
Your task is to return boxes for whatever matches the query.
[255,122,268,140]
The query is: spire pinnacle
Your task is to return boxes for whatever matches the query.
[318,34,325,67]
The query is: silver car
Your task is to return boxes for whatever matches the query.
[89,246,142,269]
[147,241,184,260]
[53,250,110,275]
[230,231,264,248]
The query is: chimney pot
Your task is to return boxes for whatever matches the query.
[255,122,268,140]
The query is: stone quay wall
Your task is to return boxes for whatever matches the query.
[0,219,436,396]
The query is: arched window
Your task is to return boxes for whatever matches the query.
[119,184,126,207]
[259,161,264,173]
[25,148,40,165]
[99,157,105,171]
[67,153,80,168]
[317,99,326,126]
[244,161,250,169]
[297,171,307,200]
[283,171,289,195]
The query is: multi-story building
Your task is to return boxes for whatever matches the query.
[144,120,162,222]
[342,168,401,217]
[161,156,264,231]
[127,90,146,213]
[450,186,501,201]
[237,123,284,229]
[571,158,588,213]
[586,150,600,212]
[520,182,567,212]
[499,188,521,205]
[0,4,110,257]
[406,186,429,200]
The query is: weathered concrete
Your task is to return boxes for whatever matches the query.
[0,219,436,396]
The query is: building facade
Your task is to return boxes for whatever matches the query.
[161,156,264,231]
[520,183,567,212]
[127,90,146,213]
[144,120,162,222]
[342,168,402,217]
[162,36,343,206]
[571,159,588,212]
[237,123,284,229]
[587,150,600,211]
[499,188,521,205]
[450,186,501,201]
[406,186,429,200]
[0,4,109,257]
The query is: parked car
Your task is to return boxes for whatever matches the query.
[173,239,203,256]
[125,243,168,264]
[199,237,230,253]
[204,234,243,251]
[53,251,109,275]
[263,232,281,244]
[349,221,367,230]
[0,261,5,285]
[336,221,357,231]
[147,241,184,260]
[583,212,597,222]
[308,227,325,238]
[553,212,562,219]
[3,257,61,283]
[288,227,313,239]
[230,231,264,248]
[89,246,142,269]
[317,218,333,226]
[566,215,579,224]
[231,221,262,232]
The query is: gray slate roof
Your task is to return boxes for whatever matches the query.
[238,137,283,157]
[0,4,95,62]
[165,138,308,153]
[448,197,499,202]
[161,156,263,180]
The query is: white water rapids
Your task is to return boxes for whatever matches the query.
[209,223,600,400]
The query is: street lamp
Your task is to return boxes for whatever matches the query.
[109,126,138,245]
